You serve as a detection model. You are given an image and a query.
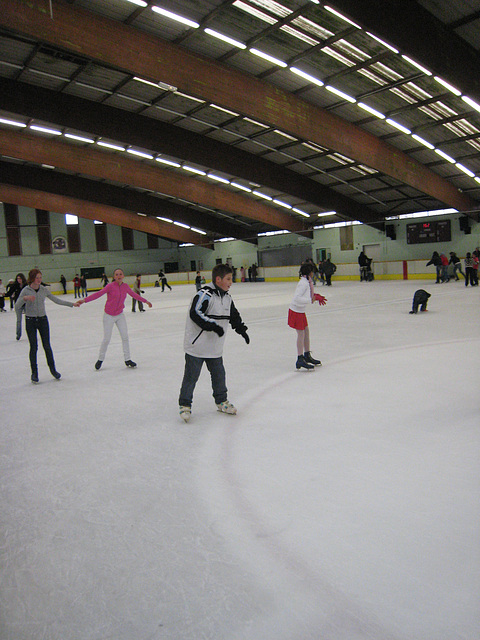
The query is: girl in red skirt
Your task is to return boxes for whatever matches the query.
[288,263,326,369]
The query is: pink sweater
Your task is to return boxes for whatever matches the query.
[83,281,148,316]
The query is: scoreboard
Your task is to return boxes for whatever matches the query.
[406,219,451,244]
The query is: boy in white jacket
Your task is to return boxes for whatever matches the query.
[288,263,327,370]
[179,264,249,422]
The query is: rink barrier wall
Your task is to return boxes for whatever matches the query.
[46,260,441,295]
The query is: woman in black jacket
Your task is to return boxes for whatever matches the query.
[426,251,442,283]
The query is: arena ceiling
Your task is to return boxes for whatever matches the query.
[0,0,480,247]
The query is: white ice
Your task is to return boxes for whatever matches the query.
[1,279,479,640]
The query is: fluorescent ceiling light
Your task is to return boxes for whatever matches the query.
[137,212,147,216]
[250,48,287,68]
[133,76,176,91]
[366,33,398,53]
[126,0,147,6]
[155,157,181,167]
[183,165,206,175]
[179,243,194,247]
[211,104,239,117]
[401,55,431,76]
[385,118,411,134]
[273,199,292,209]
[97,141,125,151]
[231,182,252,192]
[94,220,104,225]
[30,125,62,135]
[292,207,310,218]
[126,148,154,159]
[273,130,297,141]
[174,221,190,229]
[411,134,435,150]
[216,237,235,242]
[435,149,455,163]
[173,91,204,103]
[204,28,246,49]
[475,177,480,185]
[258,229,289,236]
[317,211,336,217]
[290,67,324,87]
[326,85,356,103]
[157,216,173,223]
[455,163,475,178]
[151,6,199,29]
[190,227,207,235]
[65,133,94,143]
[207,173,230,184]
[358,102,385,118]
[0,117,26,127]
[41,164,55,169]
[243,117,269,128]
[434,76,461,96]
[462,96,480,113]
[65,214,78,225]
[324,6,361,28]
[252,190,272,200]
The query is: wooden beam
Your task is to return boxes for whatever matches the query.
[0,129,308,233]
[0,184,205,245]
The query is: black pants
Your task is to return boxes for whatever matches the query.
[25,315,55,373]
[465,267,475,286]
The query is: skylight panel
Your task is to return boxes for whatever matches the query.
[443,120,479,138]
[357,68,388,86]
[357,164,377,174]
[248,0,291,18]
[280,25,319,46]
[334,39,369,62]
[370,62,403,82]
[233,1,277,24]
[291,16,333,39]
[403,82,432,101]
[322,47,355,67]
[389,87,417,105]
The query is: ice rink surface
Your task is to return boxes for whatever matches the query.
[1,278,479,640]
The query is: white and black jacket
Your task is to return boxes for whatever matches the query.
[184,283,247,358]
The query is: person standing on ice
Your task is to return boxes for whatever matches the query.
[15,268,77,383]
[75,268,152,370]
[178,263,249,423]
[288,263,326,370]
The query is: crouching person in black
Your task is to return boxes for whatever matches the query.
[409,289,431,314]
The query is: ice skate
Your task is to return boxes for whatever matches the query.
[95,360,103,370]
[125,360,137,368]
[179,406,191,422]
[50,369,61,379]
[304,351,321,366]
[296,355,314,370]
[216,400,237,415]
[31,370,39,384]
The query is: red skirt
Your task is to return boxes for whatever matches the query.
[288,309,308,330]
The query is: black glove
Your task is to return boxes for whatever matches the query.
[239,328,250,344]
[212,324,224,337]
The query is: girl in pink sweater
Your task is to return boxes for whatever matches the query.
[75,268,152,369]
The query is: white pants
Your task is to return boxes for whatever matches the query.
[99,312,130,361]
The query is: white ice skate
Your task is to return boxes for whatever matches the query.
[179,406,191,422]
[216,400,237,415]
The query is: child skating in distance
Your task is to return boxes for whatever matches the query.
[409,289,431,314]
[178,263,249,422]
[75,268,152,369]
[288,263,327,370]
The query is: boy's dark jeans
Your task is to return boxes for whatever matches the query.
[26,315,55,373]
[179,354,227,407]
